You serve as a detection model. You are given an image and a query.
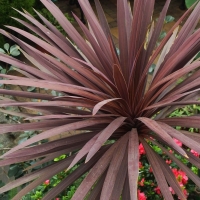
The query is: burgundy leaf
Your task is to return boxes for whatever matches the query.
[86,116,126,162]
[71,140,120,200]
[140,138,174,200]
[1,118,112,158]
[92,98,121,115]
[67,132,101,170]
[100,133,128,199]
[138,117,188,158]
[128,129,139,200]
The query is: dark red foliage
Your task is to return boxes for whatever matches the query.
[0,0,200,199]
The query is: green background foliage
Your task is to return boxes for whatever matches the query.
[0,0,36,46]
[185,0,198,8]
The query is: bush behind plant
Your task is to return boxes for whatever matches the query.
[0,0,35,47]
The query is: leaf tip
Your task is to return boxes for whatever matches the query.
[184,154,189,159]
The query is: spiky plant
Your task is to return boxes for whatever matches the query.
[0,0,200,199]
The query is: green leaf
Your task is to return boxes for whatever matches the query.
[1,69,7,74]
[51,90,57,96]
[7,66,15,72]
[0,195,9,200]
[8,187,18,199]
[195,51,200,60]
[164,15,175,23]
[19,133,29,138]
[0,48,5,54]
[8,165,20,177]
[0,180,5,187]
[4,43,10,51]
[185,0,197,8]
[14,169,24,178]
[18,137,28,144]
[54,157,60,161]
[10,46,20,56]
[159,31,167,40]
[149,64,156,74]
[27,86,36,92]
[10,45,18,53]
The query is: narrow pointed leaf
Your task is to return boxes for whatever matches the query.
[128,129,139,200]
[86,116,126,162]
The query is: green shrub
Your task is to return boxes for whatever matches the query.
[0,0,35,46]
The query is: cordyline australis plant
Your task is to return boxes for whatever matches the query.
[0,0,200,199]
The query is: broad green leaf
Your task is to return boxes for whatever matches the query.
[10,49,20,56]
[159,31,167,40]
[18,137,28,145]
[195,51,200,60]
[0,48,6,54]
[10,45,20,56]
[165,15,175,23]
[4,43,10,51]
[1,69,7,74]
[185,0,197,8]
[8,165,20,177]
[7,66,16,72]
[10,45,18,53]
[0,180,5,187]
[27,86,36,92]
[148,64,156,74]
[51,90,57,96]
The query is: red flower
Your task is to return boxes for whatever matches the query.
[172,168,178,177]
[149,167,153,173]
[44,180,50,185]
[139,144,145,155]
[55,198,60,200]
[169,187,175,195]
[182,189,188,197]
[166,160,172,164]
[191,149,199,157]
[139,178,145,186]
[173,138,182,147]
[169,149,174,154]
[138,190,147,200]
[154,187,161,195]
[178,171,188,185]
[172,168,188,185]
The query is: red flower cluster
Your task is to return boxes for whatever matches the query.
[43,180,50,186]
[169,149,173,153]
[191,149,199,157]
[171,168,188,198]
[139,144,145,155]
[173,138,182,147]
[138,190,147,200]
[138,144,147,199]
[172,168,188,185]
[153,168,188,198]
[166,159,172,164]
[138,178,145,186]
[154,186,161,195]
[149,166,153,173]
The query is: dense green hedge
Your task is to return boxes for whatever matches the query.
[0,0,37,47]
